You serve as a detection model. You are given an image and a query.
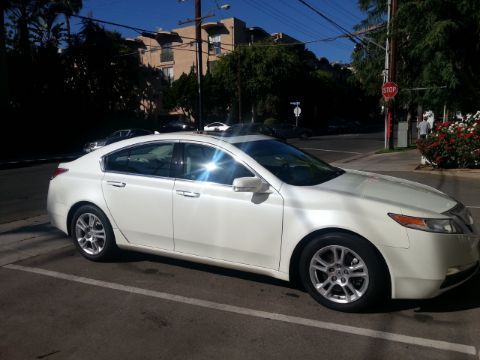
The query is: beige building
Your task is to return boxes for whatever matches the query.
[138,17,298,83]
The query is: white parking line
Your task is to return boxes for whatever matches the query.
[3,264,477,357]
[466,206,480,209]
[300,148,363,155]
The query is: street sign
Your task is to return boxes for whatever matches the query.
[382,81,398,100]
[293,106,301,117]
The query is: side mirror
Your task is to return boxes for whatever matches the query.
[233,177,269,193]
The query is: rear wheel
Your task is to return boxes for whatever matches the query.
[299,232,389,312]
[71,205,117,261]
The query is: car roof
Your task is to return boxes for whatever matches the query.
[100,131,272,147]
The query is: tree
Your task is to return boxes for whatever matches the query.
[212,42,311,122]
[163,69,197,120]
[163,68,230,123]
[352,0,480,112]
[64,20,144,114]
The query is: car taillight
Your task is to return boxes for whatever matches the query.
[51,167,69,179]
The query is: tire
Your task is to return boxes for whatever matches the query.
[70,205,118,261]
[299,232,389,312]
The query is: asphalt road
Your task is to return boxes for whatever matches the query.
[1,132,480,360]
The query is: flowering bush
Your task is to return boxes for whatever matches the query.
[417,111,480,168]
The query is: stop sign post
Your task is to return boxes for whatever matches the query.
[382,82,398,149]
[382,81,398,100]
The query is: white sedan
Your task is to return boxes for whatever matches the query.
[204,122,230,132]
[47,133,479,311]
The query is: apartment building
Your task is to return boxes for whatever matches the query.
[137,17,298,83]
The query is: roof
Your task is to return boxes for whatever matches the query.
[134,132,272,144]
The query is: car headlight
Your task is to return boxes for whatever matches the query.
[388,213,463,234]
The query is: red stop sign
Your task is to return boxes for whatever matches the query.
[382,82,398,100]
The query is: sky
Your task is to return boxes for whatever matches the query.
[77,0,367,63]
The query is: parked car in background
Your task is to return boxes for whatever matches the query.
[83,129,152,153]
[48,132,479,312]
[327,120,362,135]
[223,123,285,140]
[159,119,196,133]
[204,122,230,132]
[271,123,312,139]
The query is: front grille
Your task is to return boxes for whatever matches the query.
[440,262,479,289]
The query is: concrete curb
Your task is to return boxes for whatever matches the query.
[414,166,480,179]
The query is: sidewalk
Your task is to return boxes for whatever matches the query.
[332,148,480,178]
[331,148,422,172]
[0,215,70,266]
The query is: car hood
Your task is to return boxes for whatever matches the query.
[319,169,457,214]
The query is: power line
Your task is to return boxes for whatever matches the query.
[296,0,362,44]
[242,0,322,40]
[71,14,152,34]
[276,0,337,35]
[71,12,360,58]
[316,0,363,24]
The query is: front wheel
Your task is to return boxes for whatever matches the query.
[299,232,389,312]
[71,205,118,261]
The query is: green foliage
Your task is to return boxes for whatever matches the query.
[417,112,480,168]
[263,117,279,126]
[163,69,197,120]
[2,4,163,158]
[353,0,480,112]
[163,68,230,122]
[208,44,377,128]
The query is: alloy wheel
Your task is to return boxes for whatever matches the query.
[309,245,369,304]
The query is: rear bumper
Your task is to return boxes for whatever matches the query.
[47,186,69,234]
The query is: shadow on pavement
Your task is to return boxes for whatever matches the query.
[107,249,299,290]
[104,249,480,311]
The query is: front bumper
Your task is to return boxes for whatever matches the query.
[381,229,480,299]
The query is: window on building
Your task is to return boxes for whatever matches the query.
[160,43,174,62]
[208,34,221,55]
[162,67,174,83]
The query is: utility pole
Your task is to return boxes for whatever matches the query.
[195,0,204,132]
[385,0,398,150]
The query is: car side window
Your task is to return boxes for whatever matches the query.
[105,142,174,177]
[181,143,254,185]
[105,148,130,172]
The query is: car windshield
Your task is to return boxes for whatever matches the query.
[235,140,344,186]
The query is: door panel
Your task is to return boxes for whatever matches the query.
[173,142,284,269]
[101,141,175,250]
[174,180,283,269]
[102,173,174,250]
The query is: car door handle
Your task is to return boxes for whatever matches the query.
[176,190,200,198]
[107,181,126,188]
